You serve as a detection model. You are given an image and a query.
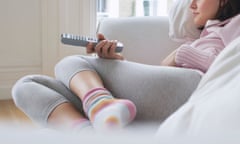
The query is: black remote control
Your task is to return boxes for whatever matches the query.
[61,33,123,53]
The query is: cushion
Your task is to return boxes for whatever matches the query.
[168,0,201,42]
[155,36,240,141]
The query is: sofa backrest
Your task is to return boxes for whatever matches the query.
[97,16,181,65]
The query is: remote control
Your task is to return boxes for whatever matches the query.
[61,33,123,53]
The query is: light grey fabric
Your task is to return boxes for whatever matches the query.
[12,75,84,126]
[55,55,202,122]
[12,55,201,127]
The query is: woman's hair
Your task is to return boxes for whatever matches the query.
[215,0,240,21]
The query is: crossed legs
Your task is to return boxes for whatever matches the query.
[12,55,201,132]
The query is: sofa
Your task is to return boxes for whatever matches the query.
[97,16,192,125]
[98,16,240,143]
[97,16,181,66]
[1,14,240,143]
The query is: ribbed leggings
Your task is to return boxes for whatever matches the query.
[12,55,202,126]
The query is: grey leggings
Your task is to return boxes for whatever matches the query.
[12,55,202,127]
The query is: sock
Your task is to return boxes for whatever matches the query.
[83,88,136,130]
[71,118,93,133]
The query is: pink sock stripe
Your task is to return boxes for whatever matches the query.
[86,95,113,116]
[83,91,102,106]
[71,118,90,128]
[83,90,110,105]
[83,90,107,110]
[83,87,107,102]
[121,100,137,121]
[84,93,112,111]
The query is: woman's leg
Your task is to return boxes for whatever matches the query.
[12,75,91,131]
[55,56,137,130]
[55,55,202,126]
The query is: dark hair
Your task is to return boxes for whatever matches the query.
[215,0,240,21]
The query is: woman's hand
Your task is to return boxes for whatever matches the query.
[161,49,177,67]
[86,33,124,60]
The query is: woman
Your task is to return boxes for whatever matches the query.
[12,0,240,132]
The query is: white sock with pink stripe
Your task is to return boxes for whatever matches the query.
[71,118,93,133]
[83,88,136,130]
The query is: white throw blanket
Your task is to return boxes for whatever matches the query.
[156,36,240,143]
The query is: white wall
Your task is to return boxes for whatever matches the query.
[0,0,96,99]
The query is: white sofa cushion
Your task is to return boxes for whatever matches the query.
[156,36,240,140]
[168,0,201,42]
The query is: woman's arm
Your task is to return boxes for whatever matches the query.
[161,49,177,67]
[175,43,222,73]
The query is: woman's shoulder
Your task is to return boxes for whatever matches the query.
[221,14,240,33]
[205,14,240,29]
[226,14,240,26]
[220,14,240,45]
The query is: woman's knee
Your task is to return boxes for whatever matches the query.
[54,55,95,87]
[11,75,37,108]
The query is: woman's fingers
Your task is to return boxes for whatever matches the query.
[86,42,95,53]
[101,40,114,57]
[109,40,117,55]
[95,40,107,56]
[97,33,105,41]
[86,34,124,60]
[86,33,106,54]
